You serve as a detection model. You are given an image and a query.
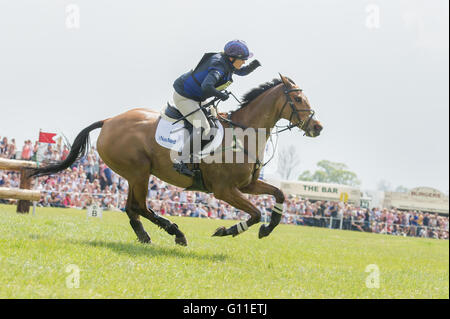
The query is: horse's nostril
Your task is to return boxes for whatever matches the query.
[314,124,323,132]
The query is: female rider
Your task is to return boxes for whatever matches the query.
[172,39,261,176]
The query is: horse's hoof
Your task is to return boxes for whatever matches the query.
[175,236,188,246]
[138,233,152,244]
[258,224,270,239]
[212,226,227,237]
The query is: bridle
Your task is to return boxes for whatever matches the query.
[275,83,316,135]
[218,83,316,135]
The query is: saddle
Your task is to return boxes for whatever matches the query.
[158,102,222,193]
[163,103,193,130]
[162,102,216,148]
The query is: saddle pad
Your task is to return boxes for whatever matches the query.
[155,117,224,159]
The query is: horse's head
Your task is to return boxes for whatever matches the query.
[277,74,323,137]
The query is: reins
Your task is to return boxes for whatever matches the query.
[214,84,315,168]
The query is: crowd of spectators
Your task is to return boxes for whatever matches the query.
[1,135,449,240]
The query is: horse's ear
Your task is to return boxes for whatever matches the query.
[279,73,293,88]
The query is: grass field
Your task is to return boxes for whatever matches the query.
[0,204,448,299]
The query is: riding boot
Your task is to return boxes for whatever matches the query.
[173,128,202,177]
[173,127,214,177]
[173,132,194,177]
[173,161,195,177]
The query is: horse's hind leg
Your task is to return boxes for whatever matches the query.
[126,186,151,243]
[132,176,188,246]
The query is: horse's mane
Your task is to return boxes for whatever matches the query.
[239,77,295,109]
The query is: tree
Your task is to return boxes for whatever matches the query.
[298,160,361,186]
[377,179,392,192]
[377,181,410,193]
[276,145,301,180]
[394,185,409,193]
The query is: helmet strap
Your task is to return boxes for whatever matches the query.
[229,57,237,69]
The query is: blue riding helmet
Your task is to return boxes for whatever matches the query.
[224,40,253,60]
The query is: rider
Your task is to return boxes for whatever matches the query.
[172,39,261,176]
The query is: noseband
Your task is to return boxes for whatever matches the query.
[277,84,315,135]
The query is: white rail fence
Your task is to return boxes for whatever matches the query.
[0,182,447,239]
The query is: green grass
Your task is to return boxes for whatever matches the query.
[0,204,448,299]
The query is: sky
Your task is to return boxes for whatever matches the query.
[0,0,448,193]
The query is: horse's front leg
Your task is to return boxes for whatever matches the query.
[212,187,262,238]
[240,179,286,239]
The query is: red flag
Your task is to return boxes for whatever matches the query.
[39,132,57,144]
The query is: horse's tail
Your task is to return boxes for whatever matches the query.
[28,121,105,178]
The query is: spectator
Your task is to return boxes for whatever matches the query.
[21,140,32,160]
[0,134,448,240]
[7,138,16,159]
[0,137,8,158]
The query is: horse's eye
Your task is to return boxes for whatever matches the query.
[295,97,302,103]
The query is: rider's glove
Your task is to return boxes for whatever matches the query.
[242,59,261,74]
[249,59,262,68]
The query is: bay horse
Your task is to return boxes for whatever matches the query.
[28,74,323,246]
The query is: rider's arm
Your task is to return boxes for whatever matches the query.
[234,59,261,76]
[201,69,228,100]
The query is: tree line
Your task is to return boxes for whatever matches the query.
[276,145,409,192]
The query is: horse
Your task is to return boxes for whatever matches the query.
[28,74,323,246]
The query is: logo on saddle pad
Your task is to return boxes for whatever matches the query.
[159,135,176,144]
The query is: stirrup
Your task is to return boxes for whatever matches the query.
[173,161,195,177]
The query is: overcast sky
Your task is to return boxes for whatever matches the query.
[0,0,448,192]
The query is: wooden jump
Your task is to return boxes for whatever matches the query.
[0,158,38,170]
[0,158,40,213]
[0,187,41,201]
